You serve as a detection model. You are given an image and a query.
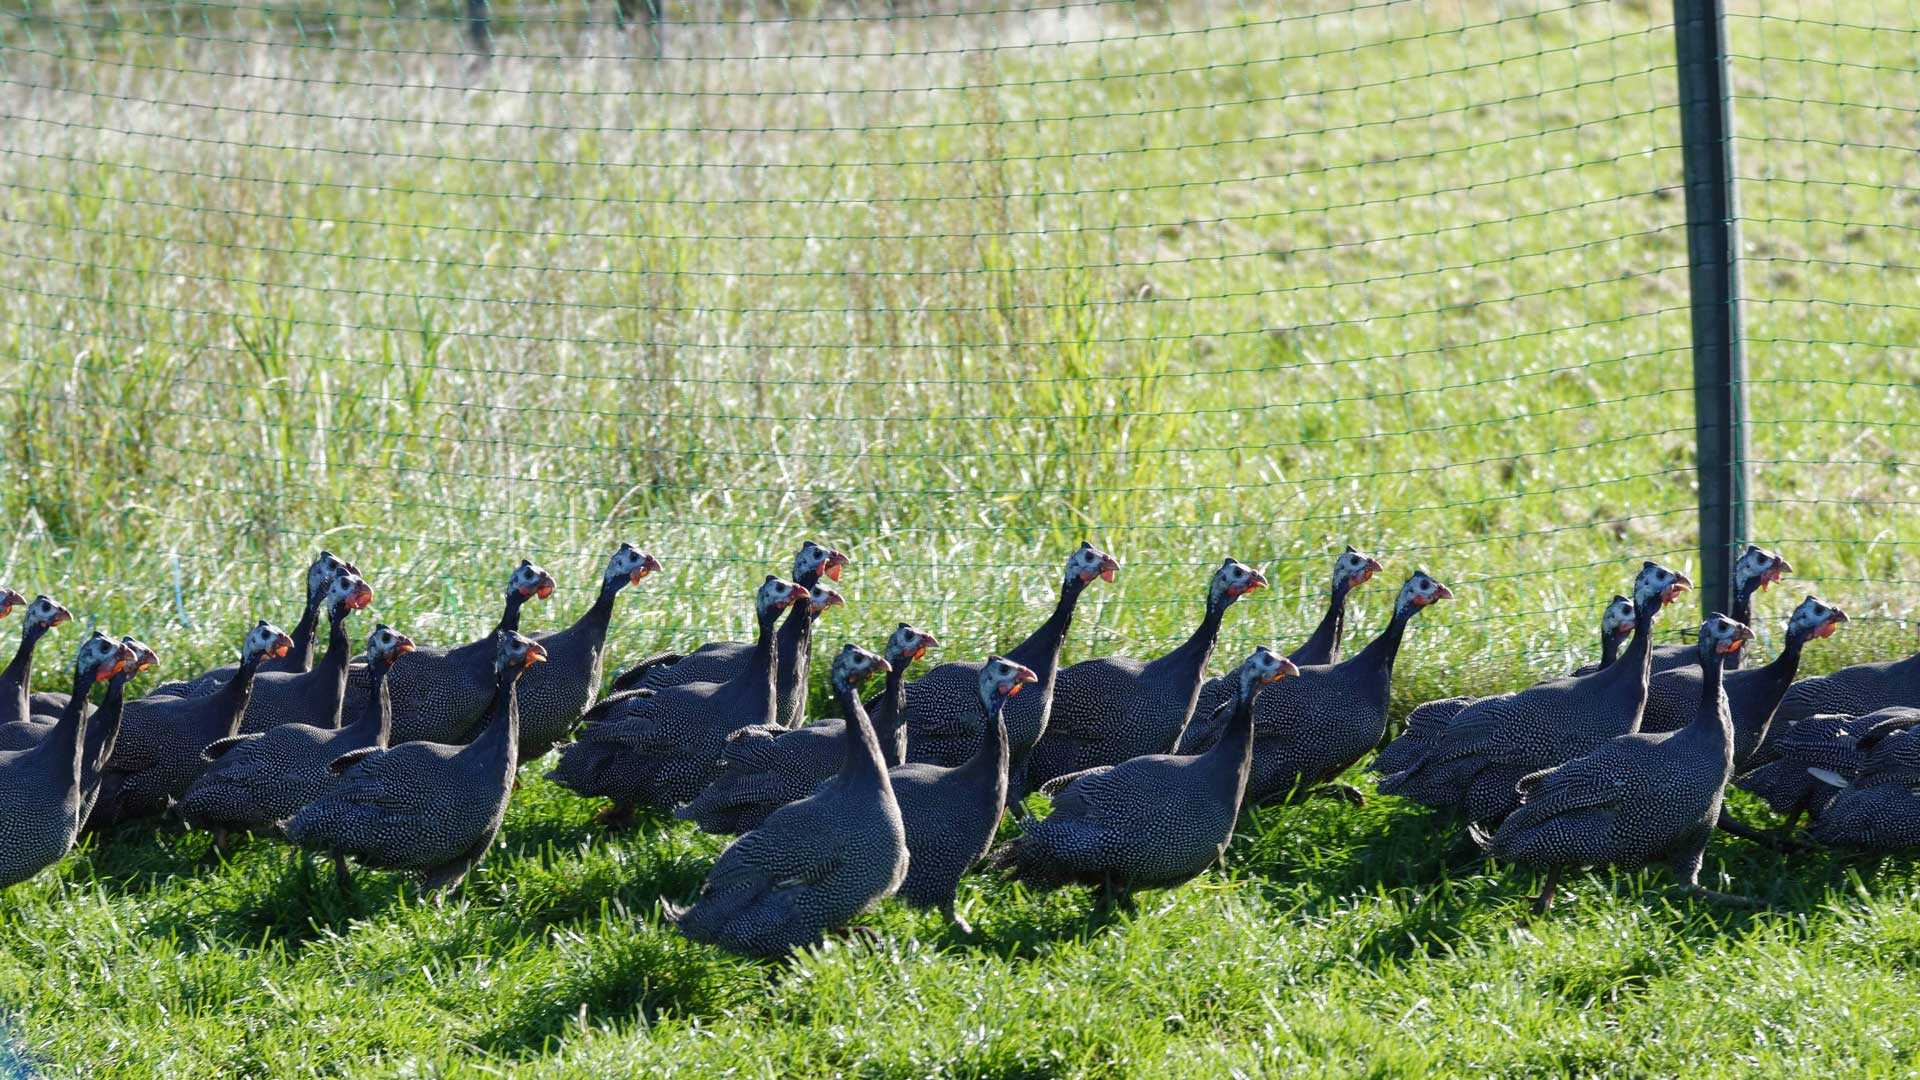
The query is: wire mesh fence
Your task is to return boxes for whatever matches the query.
[0,0,1911,700]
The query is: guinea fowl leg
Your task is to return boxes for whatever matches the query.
[1715,808,1802,854]
[1668,846,1767,910]
[941,899,974,936]
[1529,867,1561,916]
[594,801,637,829]
[332,851,353,893]
[1312,784,1368,807]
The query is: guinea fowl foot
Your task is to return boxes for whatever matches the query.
[1671,884,1769,911]
[940,901,974,936]
[332,852,353,894]
[593,802,638,829]
[1314,784,1368,807]
[1717,812,1802,855]
[1524,868,1562,919]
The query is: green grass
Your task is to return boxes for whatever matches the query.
[0,0,1917,1074]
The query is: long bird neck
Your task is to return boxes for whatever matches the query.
[285,589,324,671]
[570,576,624,653]
[1297,580,1351,664]
[1598,628,1622,670]
[81,673,130,788]
[773,600,815,726]
[46,666,94,792]
[216,654,267,737]
[1165,594,1229,676]
[466,669,522,764]
[740,605,783,722]
[1727,580,1758,670]
[1006,577,1087,683]
[960,694,1011,778]
[1,622,50,713]
[832,683,889,786]
[1349,602,1415,679]
[1681,648,1733,750]
[315,606,355,727]
[873,663,909,768]
[1604,600,1658,689]
[1206,683,1259,812]
[344,662,396,747]
[495,590,530,635]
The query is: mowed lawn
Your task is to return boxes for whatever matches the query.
[1,0,1918,1074]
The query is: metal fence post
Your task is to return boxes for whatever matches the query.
[1673,0,1749,620]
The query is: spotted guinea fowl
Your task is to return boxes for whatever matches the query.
[150,552,358,698]
[237,570,374,735]
[1371,594,1633,781]
[889,656,1037,932]
[900,543,1118,799]
[1199,570,1452,808]
[178,624,416,852]
[76,637,156,828]
[986,647,1297,910]
[613,540,846,728]
[1377,560,1692,825]
[1802,717,1920,850]
[1022,557,1266,798]
[675,623,937,835]
[667,643,906,958]
[1764,628,1920,745]
[284,630,545,893]
[549,576,809,826]
[89,622,293,830]
[1475,615,1761,914]
[1739,707,1920,836]
[1576,545,1787,679]
[363,559,555,746]
[0,633,131,888]
[4,595,73,725]
[506,543,660,763]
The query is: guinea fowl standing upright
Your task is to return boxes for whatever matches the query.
[1203,571,1452,808]
[1477,615,1761,914]
[286,631,546,894]
[613,540,846,728]
[508,543,660,763]
[675,623,938,835]
[1576,545,1787,678]
[1763,628,1920,742]
[549,576,809,826]
[668,644,906,958]
[1377,560,1692,825]
[89,622,293,830]
[179,624,416,851]
[0,633,131,888]
[77,637,156,828]
[3,596,72,726]
[1022,557,1266,795]
[900,543,1118,800]
[364,559,554,745]
[987,647,1297,910]
[889,656,1036,931]
[150,552,358,697]
[237,571,374,734]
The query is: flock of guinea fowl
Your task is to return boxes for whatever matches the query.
[0,536,1913,955]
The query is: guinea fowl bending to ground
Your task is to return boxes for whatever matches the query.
[90,622,293,830]
[1476,615,1762,914]
[1377,561,1692,825]
[1201,570,1452,808]
[1739,707,1920,836]
[2,595,70,727]
[988,647,1298,910]
[286,631,545,894]
[1803,713,1920,850]
[1023,557,1265,798]
[890,656,1037,931]
[614,540,846,728]
[508,543,659,763]
[668,644,907,958]
[0,634,131,888]
[676,623,938,835]
[1575,545,1788,678]
[1372,594,1633,780]
[237,571,374,735]
[364,559,555,746]
[179,625,416,851]
[549,576,809,826]
[151,552,358,698]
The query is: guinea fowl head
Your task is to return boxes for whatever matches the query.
[806,585,845,620]
[884,623,939,668]
[1208,558,1268,611]
[1698,613,1754,658]
[325,571,375,617]
[1601,595,1635,641]
[1785,595,1848,643]
[364,623,416,666]
[1734,545,1791,596]
[1235,646,1300,699]
[1333,545,1384,593]
[756,576,811,619]
[25,595,72,634]
[494,630,548,674]
[307,551,359,601]
[74,632,133,684]
[829,642,891,694]
[606,543,662,589]
[976,655,1039,709]
[509,559,557,602]
[1630,561,1692,613]
[1064,542,1120,588]
[0,588,22,620]
[1394,570,1453,616]
[243,621,296,664]
[119,636,159,676]
[793,540,849,585]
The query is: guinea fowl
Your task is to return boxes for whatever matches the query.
[3,596,73,726]
[1802,715,1920,850]
[1765,630,1920,739]
[507,543,660,763]
[1475,615,1761,914]
[986,647,1297,910]
[285,631,546,894]
[613,540,846,728]
[675,623,938,835]
[89,622,293,830]
[1206,570,1452,808]
[151,552,358,697]
[1377,560,1692,825]
[900,542,1118,800]
[1371,594,1633,780]
[889,656,1037,932]
[179,624,416,852]
[549,576,809,826]
[669,643,905,958]
[369,559,555,746]
[1739,707,1920,835]
[77,637,157,828]
[1577,545,1786,678]
[237,570,374,735]
[1022,557,1266,798]
[0,633,132,888]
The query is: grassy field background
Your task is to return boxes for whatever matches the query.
[1,0,1918,1074]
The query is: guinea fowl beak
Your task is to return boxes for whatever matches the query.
[522,642,549,666]
[630,554,663,585]
[1005,664,1040,696]
[870,656,893,675]
[1357,557,1383,586]
[348,581,374,610]
[269,633,294,658]
[0,592,19,618]
[393,635,417,656]
[1272,658,1302,683]
[102,644,135,681]
[49,604,73,627]
[1235,570,1268,597]
[1432,582,1455,602]
[1815,607,1849,639]
[1663,573,1693,604]
[1099,556,1120,583]
[1763,558,1791,590]
[824,552,847,582]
